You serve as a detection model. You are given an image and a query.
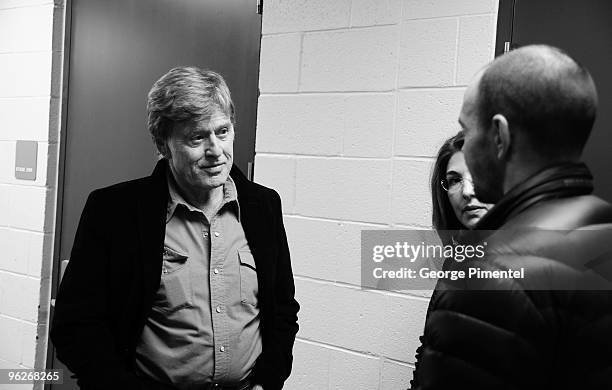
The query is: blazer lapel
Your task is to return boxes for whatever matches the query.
[136,159,169,314]
[231,166,273,296]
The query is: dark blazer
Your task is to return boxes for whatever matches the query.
[411,163,612,389]
[51,159,300,390]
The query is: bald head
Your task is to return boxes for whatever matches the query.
[476,45,598,160]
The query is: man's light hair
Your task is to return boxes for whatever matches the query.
[147,66,235,156]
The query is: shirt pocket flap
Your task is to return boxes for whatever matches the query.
[238,249,257,271]
[163,246,188,263]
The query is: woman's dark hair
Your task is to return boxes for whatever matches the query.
[431,131,464,245]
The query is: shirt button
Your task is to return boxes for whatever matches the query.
[213,268,219,274]
[203,232,208,238]
[219,346,225,352]
[216,306,221,313]
[214,231,220,237]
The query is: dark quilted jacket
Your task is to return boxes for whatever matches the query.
[411,162,612,390]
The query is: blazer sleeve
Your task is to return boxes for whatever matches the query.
[252,190,300,390]
[50,191,168,390]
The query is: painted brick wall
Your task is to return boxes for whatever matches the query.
[0,0,65,386]
[254,0,499,388]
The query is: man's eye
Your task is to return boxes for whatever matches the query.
[216,127,229,136]
[191,134,204,142]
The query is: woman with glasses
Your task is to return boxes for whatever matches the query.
[410,131,494,390]
[430,131,493,244]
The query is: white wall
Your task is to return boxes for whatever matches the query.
[0,0,65,387]
[254,0,499,388]
[0,0,498,388]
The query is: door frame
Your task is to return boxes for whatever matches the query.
[495,0,516,57]
[45,0,264,385]
[46,0,73,384]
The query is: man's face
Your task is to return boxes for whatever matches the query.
[459,76,504,204]
[165,110,234,196]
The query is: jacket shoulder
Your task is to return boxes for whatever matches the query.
[86,175,153,207]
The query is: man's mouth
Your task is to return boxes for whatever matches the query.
[201,162,224,169]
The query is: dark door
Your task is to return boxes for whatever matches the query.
[496,0,612,202]
[47,0,262,388]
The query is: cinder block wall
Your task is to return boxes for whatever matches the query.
[254,0,499,388]
[0,0,65,380]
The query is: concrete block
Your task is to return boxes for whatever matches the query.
[0,98,51,142]
[301,26,398,92]
[0,141,49,187]
[394,88,464,157]
[259,33,302,93]
[350,0,402,27]
[262,0,351,34]
[0,315,23,364]
[0,228,26,274]
[0,228,44,276]
[295,158,392,224]
[0,272,40,322]
[7,186,48,232]
[28,232,48,279]
[398,18,457,88]
[0,184,14,227]
[50,49,63,98]
[391,159,433,227]
[256,94,344,156]
[0,52,52,97]
[51,0,65,53]
[403,0,497,19]
[20,322,37,367]
[0,0,53,9]
[48,97,61,143]
[456,15,496,85]
[283,340,330,390]
[329,349,380,390]
[382,360,414,390]
[295,279,387,354]
[382,294,429,362]
[0,5,54,53]
[285,217,372,285]
[253,155,296,213]
[343,93,395,158]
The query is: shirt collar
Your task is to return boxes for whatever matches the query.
[166,171,241,223]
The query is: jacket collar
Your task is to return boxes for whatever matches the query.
[475,162,593,230]
[137,159,261,317]
[148,158,259,206]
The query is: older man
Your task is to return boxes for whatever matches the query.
[51,67,299,390]
[411,45,612,389]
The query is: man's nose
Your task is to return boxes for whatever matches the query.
[205,135,222,157]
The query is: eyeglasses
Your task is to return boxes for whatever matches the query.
[441,176,473,193]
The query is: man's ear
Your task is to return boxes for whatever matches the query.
[492,114,510,160]
[156,139,171,159]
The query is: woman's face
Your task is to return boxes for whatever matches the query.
[446,151,494,229]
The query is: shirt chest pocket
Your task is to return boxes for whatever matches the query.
[238,249,259,307]
[156,247,193,313]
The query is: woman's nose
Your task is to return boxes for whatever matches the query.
[461,177,475,198]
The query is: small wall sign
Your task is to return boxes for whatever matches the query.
[15,140,38,181]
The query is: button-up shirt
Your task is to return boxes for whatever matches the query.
[135,171,262,389]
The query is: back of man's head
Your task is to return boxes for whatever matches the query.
[477,45,598,161]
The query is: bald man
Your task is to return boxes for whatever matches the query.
[411,45,612,389]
